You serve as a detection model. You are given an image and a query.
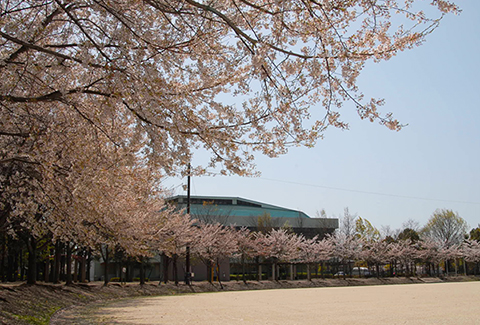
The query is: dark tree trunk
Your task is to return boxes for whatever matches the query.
[139,259,145,285]
[13,251,19,281]
[256,257,261,281]
[216,259,223,289]
[60,252,66,281]
[26,236,36,285]
[241,255,246,284]
[207,260,212,284]
[53,241,62,284]
[162,255,167,284]
[161,254,169,284]
[86,249,92,282]
[0,234,5,282]
[7,246,15,282]
[66,242,72,285]
[49,258,54,282]
[273,261,278,281]
[73,256,78,282]
[79,250,86,283]
[44,261,49,283]
[103,245,109,285]
[173,254,178,285]
[20,249,25,281]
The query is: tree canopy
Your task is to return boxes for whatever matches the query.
[1,0,458,175]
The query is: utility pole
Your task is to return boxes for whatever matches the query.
[185,163,191,285]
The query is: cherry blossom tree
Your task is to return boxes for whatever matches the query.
[416,238,442,276]
[1,0,459,177]
[192,223,237,288]
[439,244,463,276]
[298,236,334,280]
[233,227,259,283]
[361,239,389,277]
[332,232,362,278]
[298,236,319,281]
[156,212,197,285]
[387,239,418,277]
[1,120,169,284]
[463,240,480,275]
[256,228,303,280]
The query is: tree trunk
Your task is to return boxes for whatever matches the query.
[66,242,72,285]
[44,261,49,283]
[139,259,145,285]
[0,234,6,282]
[161,254,169,284]
[85,249,91,282]
[53,241,62,284]
[6,243,16,282]
[216,259,223,289]
[103,245,109,285]
[241,255,246,284]
[79,251,86,283]
[257,262,262,281]
[173,254,178,285]
[20,249,25,281]
[60,250,66,281]
[26,236,36,285]
[306,264,311,281]
[206,260,212,284]
[73,255,78,282]
[13,251,19,281]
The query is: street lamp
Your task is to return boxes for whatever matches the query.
[185,163,191,285]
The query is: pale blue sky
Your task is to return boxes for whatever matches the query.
[165,1,480,232]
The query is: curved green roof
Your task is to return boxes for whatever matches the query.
[169,195,311,219]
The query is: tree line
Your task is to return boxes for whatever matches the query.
[1,206,479,286]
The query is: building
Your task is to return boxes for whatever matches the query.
[168,195,338,238]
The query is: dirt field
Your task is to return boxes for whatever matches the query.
[85,282,480,324]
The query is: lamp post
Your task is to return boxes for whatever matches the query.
[185,163,191,285]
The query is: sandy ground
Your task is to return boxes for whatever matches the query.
[89,282,480,324]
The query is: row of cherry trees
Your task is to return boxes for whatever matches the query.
[197,225,480,282]
[159,217,480,284]
[1,211,480,285]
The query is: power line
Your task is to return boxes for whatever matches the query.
[258,177,480,205]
